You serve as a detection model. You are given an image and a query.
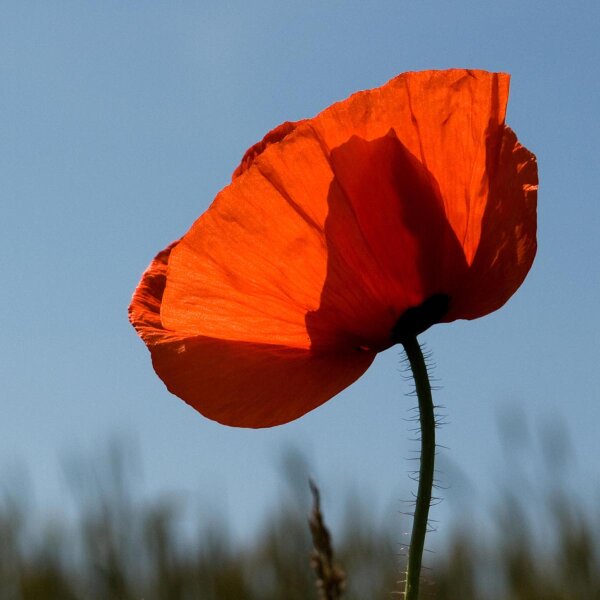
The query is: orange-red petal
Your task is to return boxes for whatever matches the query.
[232,120,306,179]
[309,70,512,262]
[445,126,537,320]
[129,244,375,427]
[130,69,537,427]
[160,127,470,352]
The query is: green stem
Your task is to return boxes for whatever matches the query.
[402,336,435,600]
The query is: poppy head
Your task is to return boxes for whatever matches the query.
[129,69,537,428]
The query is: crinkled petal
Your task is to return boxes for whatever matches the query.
[445,127,538,320]
[160,126,333,349]
[303,131,468,350]
[130,69,538,427]
[232,120,306,179]
[171,69,533,345]
[309,69,513,267]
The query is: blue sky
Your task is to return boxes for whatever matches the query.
[2,1,599,546]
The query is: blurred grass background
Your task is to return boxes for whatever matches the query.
[1,435,599,600]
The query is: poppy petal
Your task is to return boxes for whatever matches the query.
[309,69,512,266]
[160,124,467,354]
[158,71,534,357]
[304,130,468,350]
[160,127,335,349]
[130,69,537,427]
[152,338,374,428]
[445,126,538,320]
[232,120,306,179]
[129,244,375,427]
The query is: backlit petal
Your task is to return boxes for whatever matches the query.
[445,127,538,320]
[129,244,375,427]
[130,69,537,427]
[309,69,512,266]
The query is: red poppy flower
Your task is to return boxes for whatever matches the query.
[129,69,537,428]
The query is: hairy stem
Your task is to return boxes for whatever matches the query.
[402,336,435,600]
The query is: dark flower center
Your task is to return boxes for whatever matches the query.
[391,294,450,345]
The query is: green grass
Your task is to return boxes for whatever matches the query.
[1,445,598,599]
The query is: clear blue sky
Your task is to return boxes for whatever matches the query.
[2,1,599,546]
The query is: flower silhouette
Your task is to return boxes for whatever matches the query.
[129,69,537,428]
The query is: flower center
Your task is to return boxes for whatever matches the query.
[391,294,450,345]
